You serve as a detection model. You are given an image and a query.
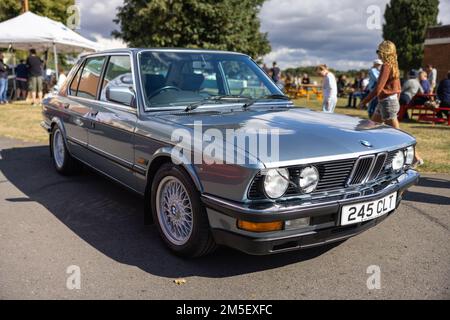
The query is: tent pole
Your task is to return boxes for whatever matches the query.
[53,44,59,82]
[9,44,16,100]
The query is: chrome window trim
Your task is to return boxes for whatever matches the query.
[136,50,287,112]
[66,52,139,113]
[68,95,137,114]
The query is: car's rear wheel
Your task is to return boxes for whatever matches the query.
[151,163,216,257]
[50,125,81,175]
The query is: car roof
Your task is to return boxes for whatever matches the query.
[84,48,249,57]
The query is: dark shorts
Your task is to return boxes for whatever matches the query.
[16,79,28,91]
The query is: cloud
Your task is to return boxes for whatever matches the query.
[73,0,449,70]
[75,0,123,48]
[260,0,450,70]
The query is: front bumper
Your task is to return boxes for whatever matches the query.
[202,169,419,255]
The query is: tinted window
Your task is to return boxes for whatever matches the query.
[77,56,106,99]
[100,55,134,102]
[69,63,83,95]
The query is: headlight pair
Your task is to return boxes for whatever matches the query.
[392,146,415,171]
[263,166,319,199]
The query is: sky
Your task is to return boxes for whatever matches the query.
[75,0,450,71]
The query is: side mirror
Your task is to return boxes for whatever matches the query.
[105,85,136,107]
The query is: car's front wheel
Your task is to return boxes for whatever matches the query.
[151,163,216,257]
[50,125,81,175]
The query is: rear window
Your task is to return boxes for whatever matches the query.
[76,56,106,99]
[69,63,83,95]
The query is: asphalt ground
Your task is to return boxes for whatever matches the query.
[0,137,449,299]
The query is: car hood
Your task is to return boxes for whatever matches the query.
[157,107,415,167]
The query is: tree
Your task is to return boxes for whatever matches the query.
[383,0,439,72]
[0,0,75,24]
[113,0,271,60]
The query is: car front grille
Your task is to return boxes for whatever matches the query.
[347,152,388,186]
[247,150,400,200]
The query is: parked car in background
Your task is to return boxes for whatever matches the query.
[41,48,419,257]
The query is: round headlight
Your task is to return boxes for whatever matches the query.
[392,151,405,171]
[263,168,289,199]
[405,146,414,165]
[299,166,319,194]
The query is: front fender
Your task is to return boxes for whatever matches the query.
[149,147,204,193]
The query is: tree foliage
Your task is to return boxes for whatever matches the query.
[0,0,74,23]
[113,0,271,59]
[383,0,439,72]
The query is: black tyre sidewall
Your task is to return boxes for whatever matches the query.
[50,125,78,175]
[151,163,214,257]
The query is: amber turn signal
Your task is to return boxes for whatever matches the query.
[237,220,283,232]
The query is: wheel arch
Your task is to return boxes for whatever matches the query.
[143,148,204,224]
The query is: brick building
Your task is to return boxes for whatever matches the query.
[423,24,450,82]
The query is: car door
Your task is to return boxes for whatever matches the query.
[63,56,106,162]
[86,54,138,190]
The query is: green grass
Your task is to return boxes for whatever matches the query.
[1,99,449,173]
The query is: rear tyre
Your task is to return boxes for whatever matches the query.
[151,163,217,257]
[50,125,81,175]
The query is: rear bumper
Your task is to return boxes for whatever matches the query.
[203,169,419,255]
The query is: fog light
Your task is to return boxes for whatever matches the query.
[285,217,310,230]
[237,220,283,232]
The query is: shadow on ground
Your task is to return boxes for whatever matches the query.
[0,145,346,278]
[403,176,450,205]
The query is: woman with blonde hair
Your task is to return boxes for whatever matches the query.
[359,40,423,166]
[316,64,337,113]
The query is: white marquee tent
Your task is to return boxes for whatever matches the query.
[0,11,99,85]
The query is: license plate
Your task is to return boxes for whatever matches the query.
[340,192,397,226]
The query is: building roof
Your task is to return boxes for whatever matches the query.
[425,24,450,45]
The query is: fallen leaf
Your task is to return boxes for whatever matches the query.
[174,278,187,285]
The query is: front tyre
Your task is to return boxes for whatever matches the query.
[151,163,216,257]
[50,125,81,175]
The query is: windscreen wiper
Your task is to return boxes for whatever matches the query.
[242,94,290,110]
[185,95,252,112]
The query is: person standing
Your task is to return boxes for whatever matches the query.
[15,60,28,100]
[359,41,423,166]
[425,64,437,92]
[316,64,337,113]
[26,49,44,106]
[0,52,9,104]
[367,59,383,117]
[270,61,281,83]
[52,67,67,93]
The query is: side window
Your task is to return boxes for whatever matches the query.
[77,56,106,99]
[100,55,134,102]
[69,63,83,95]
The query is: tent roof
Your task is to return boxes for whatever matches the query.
[0,12,99,52]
